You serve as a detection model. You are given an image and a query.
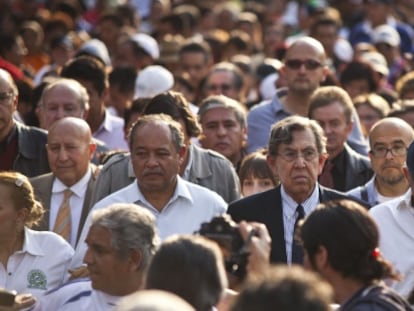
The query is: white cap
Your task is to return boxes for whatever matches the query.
[131,33,160,59]
[360,51,389,76]
[134,65,174,99]
[259,73,279,100]
[77,39,111,66]
[372,25,400,47]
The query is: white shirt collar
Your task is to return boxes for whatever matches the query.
[281,183,319,217]
[52,167,92,197]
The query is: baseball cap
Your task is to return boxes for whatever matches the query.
[406,140,414,172]
[76,39,111,66]
[372,25,400,47]
[131,33,160,60]
[360,51,389,76]
[134,65,174,99]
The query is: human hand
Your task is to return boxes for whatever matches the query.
[0,293,36,311]
[68,265,89,280]
[238,221,271,278]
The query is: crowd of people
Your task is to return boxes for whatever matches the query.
[0,0,414,310]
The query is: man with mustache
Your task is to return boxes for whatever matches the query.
[70,114,227,269]
[348,117,414,205]
[308,86,373,192]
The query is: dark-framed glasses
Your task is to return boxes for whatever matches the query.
[277,149,318,162]
[285,59,323,70]
[370,145,407,158]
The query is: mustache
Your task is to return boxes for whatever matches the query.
[143,169,163,176]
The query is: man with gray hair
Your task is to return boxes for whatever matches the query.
[0,68,49,177]
[228,115,362,265]
[31,203,159,310]
[198,95,247,169]
[36,77,109,164]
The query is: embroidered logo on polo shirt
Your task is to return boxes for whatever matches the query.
[27,269,47,290]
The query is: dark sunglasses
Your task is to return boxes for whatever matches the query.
[285,59,323,70]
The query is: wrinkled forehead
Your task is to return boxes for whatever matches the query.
[0,71,17,93]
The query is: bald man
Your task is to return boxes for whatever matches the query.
[347,117,414,206]
[31,117,98,248]
[247,36,368,155]
[36,78,109,164]
[0,68,49,176]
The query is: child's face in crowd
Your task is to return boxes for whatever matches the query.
[242,175,275,197]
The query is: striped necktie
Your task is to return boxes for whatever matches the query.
[53,189,72,242]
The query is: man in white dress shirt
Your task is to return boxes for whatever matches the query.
[70,114,227,268]
[369,139,414,299]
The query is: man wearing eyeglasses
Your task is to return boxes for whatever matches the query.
[246,36,368,156]
[368,138,414,299]
[228,116,363,264]
[0,68,49,177]
[348,117,414,206]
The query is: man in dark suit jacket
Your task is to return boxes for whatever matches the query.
[31,117,98,248]
[308,86,373,191]
[228,116,365,264]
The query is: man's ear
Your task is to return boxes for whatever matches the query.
[315,245,329,270]
[178,145,187,164]
[129,249,142,272]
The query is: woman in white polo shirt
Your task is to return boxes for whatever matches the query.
[0,171,74,300]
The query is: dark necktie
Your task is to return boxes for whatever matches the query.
[291,204,305,264]
[319,160,334,188]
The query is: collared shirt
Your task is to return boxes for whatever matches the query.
[369,190,414,298]
[31,279,125,311]
[246,89,368,155]
[70,176,227,269]
[50,168,92,248]
[0,227,73,300]
[281,184,319,264]
[93,110,128,151]
[347,176,409,206]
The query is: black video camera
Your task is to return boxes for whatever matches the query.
[198,214,249,279]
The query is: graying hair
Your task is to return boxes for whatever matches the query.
[90,203,159,270]
[128,114,185,152]
[198,95,247,129]
[39,78,90,112]
[268,116,327,156]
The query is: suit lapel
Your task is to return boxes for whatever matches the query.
[267,186,287,263]
[76,165,98,245]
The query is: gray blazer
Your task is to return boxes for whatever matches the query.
[30,166,98,246]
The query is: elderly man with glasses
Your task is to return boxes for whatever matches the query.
[228,115,366,265]
[0,68,49,177]
[348,117,414,206]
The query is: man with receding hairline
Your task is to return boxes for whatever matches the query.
[0,68,49,177]
[247,36,368,155]
[31,117,98,248]
[348,117,414,205]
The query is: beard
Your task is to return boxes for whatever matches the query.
[377,172,405,185]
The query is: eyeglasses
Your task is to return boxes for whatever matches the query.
[285,59,323,70]
[277,149,318,162]
[207,84,234,92]
[370,145,407,158]
[0,92,14,105]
